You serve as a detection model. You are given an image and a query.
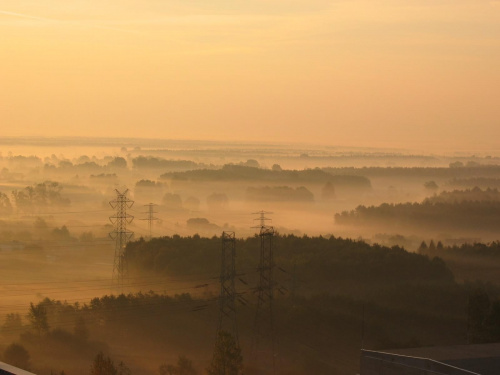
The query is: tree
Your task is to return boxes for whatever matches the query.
[107,157,127,169]
[4,343,30,370]
[117,361,132,375]
[418,241,428,251]
[428,240,436,250]
[160,355,197,375]
[12,181,70,213]
[207,331,243,375]
[0,191,12,215]
[2,313,23,334]
[74,316,89,341]
[424,181,438,190]
[90,352,117,375]
[468,288,491,342]
[27,302,49,337]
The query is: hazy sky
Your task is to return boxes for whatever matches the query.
[1,0,499,150]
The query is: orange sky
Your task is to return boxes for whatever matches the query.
[1,0,499,151]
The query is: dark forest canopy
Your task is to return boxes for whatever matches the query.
[161,165,372,188]
[424,187,500,203]
[420,241,500,258]
[6,234,500,375]
[125,234,454,287]
[335,188,500,232]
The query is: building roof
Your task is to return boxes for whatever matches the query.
[0,361,36,375]
[383,343,500,375]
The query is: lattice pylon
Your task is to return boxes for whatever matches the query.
[109,189,134,287]
[251,211,276,375]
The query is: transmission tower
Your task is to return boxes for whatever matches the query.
[217,231,239,339]
[109,189,134,287]
[251,210,276,375]
[211,231,240,372]
[140,203,158,240]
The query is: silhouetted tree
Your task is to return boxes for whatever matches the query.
[4,343,30,370]
[424,181,438,190]
[0,192,13,214]
[74,316,89,341]
[2,313,23,335]
[207,331,242,375]
[90,352,120,375]
[107,157,127,169]
[27,302,49,337]
[160,355,197,375]
[12,181,70,212]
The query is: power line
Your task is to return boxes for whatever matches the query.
[140,203,158,240]
[109,189,134,287]
[210,231,240,373]
[251,210,277,375]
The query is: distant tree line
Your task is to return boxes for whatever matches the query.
[419,241,500,258]
[161,165,371,189]
[125,235,454,288]
[132,156,205,171]
[335,188,500,232]
[323,164,500,179]
[245,186,314,202]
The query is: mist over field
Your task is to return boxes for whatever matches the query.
[0,137,500,374]
[2,0,500,372]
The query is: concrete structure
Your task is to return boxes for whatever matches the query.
[0,361,36,375]
[361,344,500,375]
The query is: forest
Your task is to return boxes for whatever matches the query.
[2,234,500,375]
[1,139,500,374]
[335,188,500,237]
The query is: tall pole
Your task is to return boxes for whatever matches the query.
[210,231,240,374]
[141,203,158,240]
[109,189,134,288]
[252,210,276,375]
[217,231,239,341]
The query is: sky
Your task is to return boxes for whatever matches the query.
[1,0,499,151]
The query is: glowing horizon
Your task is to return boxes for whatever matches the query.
[1,0,499,151]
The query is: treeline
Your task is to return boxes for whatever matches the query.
[44,157,127,172]
[323,164,500,179]
[131,156,205,170]
[424,187,500,204]
[1,293,211,375]
[448,178,500,189]
[125,235,454,290]
[335,188,500,232]
[245,186,314,202]
[419,241,500,258]
[0,181,70,214]
[7,235,500,374]
[161,165,371,188]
